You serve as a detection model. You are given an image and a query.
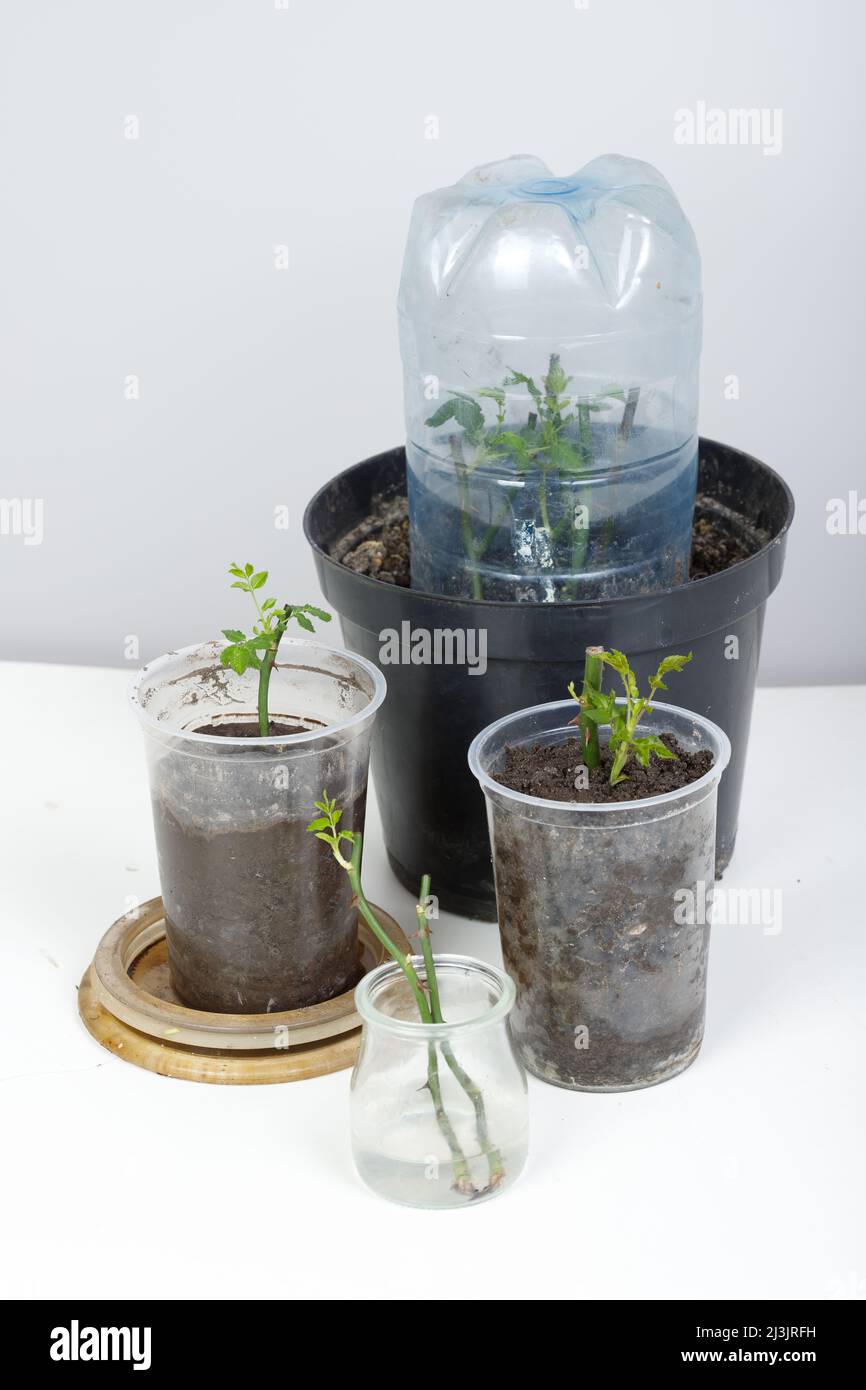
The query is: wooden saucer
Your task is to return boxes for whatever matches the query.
[78,895,408,1085]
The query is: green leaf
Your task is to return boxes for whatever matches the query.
[654,652,693,680]
[244,563,254,576]
[230,580,249,591]
[550,438,584,474]
[425,399,459,429]
[314,832,335,844]
[222,629,246,643]
[220,644,251,676]
[261,598,276,611]
[300,604,331,623]
[601,649,630,678]
[250,571,268,590]
[584,688,616,718]
[646,735,678,761]
[610,711,628,741]
[306,816,330,832]
[492,431,532,469]
[477,386,505,406]
[452,397,485,440]
[633,740,652,768]
[505,369,542,407]
[543,354,570,399]
[580,707,611,725]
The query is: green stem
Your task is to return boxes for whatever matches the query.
[348,836,431,1021]
[569,399,593,586]
[539,470,552,532]
[549,508,574,544]
[567,487,589,589]
[618,386,640,441]
[415,875,441,1021]
[256,609,289,737]
[577,398,593,465]
[441,1042,505,1187]
[415,877,505,1191]
[451,435,483,601]
[580,645,604,771]
[475,487,518,561]
[426,1045,474,1194]
[347,845,475,1191]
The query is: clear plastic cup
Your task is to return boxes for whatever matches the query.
[469,699,730,1090]
[399,154,701,601]
[130,639,386,1014]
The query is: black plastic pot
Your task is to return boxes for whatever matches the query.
[304,439,794,920]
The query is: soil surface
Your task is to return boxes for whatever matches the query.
[494,732,713,804]
[193,720,309,737]
[333,492,411,586]
[334,491,755,587]
[689,508,753,579]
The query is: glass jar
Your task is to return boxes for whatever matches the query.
[351,955,528,1208]
[399,153,701,601]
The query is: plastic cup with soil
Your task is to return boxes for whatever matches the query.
[469,699,731,1091]
[129,638,386,1014]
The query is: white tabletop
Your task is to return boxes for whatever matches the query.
[1,662,863,1301]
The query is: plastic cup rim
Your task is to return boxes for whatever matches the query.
[467,697,731,814]
[128,637,387,748]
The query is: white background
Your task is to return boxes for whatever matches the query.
[0,0,864,680]
[1,664,864,1301]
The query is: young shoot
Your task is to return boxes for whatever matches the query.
[424,355,632,595]
[220,562,331,737]
[568,648,693,786]
[308,792,504,1197]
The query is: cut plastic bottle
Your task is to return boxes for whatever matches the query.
[398,153,702,601]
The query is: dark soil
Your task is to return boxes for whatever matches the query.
[193,720,310,737]
[490,738,717,1088]
[153,785,366,1015]
[494,732,713,803]
[334,490,755,588]
[333,492,411,586]
[689,508,754,579]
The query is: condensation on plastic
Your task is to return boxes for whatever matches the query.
[399,154,702,601]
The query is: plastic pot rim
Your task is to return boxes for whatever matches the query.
[468,697,732,816]
[129,637,387,750]
[354,953,516,1041]
[302,435,795,613]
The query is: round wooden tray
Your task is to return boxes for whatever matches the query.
[78,895,408,1085]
